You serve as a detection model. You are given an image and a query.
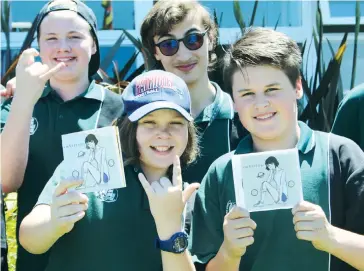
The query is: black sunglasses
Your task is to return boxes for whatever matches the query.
[155,29,209,56]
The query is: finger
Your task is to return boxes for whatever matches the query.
[234,227,255,239]
[54,179,84,197]
[58,211,86,225]
[292,201,316,215]
[18,48,39,67]
[172,155,182,189]
[151,181,164,194]
[293,210,318,224]
[53,191,89,207]
[226,206,250,220]
[138,173,154,197]
[57,203,88,218]
[294,221,315,232]
[296,230,315,242]
[229,217,257,230]
[159,177,172,189]
[182,183,200,204]
[235,236,255,247]
[39,62,65,81]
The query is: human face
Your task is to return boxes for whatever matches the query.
[86,141,96,150]
[267,163,275,170]
[38,11,96,81]
[232,66,303,143]
[136,109,189,173]
[153,13,211,85]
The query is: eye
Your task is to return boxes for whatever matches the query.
[69,35,81,39]
[170,121,184,125]
[46,37,56,41]
[241,92,254,97]
[266,87,279,92]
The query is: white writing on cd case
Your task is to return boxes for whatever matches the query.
[61,126,126,194]
[232,148,303,212]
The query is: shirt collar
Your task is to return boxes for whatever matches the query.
[235,121,316,155]
[40,80,103,101]
[194,82,234,123]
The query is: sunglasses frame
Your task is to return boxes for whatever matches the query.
[155,29,209,57]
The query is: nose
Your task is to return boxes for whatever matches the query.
[175,41,192,61]
[156,126,171,139]
[57,38,71,52]
[254,95,270,111]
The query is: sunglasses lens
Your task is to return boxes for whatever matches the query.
[184,33,204,50]
[159,39,179,56]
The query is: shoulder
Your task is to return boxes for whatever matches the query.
[339,83,364,106]
[205,151,235,182]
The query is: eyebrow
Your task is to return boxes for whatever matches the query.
[158,27,201,40]
[237,83,281,93]
[43,31,84,35]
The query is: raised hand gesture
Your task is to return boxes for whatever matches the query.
[138,155,199,239]
[51,179,88,237]
[15,48,65,105]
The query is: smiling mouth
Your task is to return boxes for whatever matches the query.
[150,146,174,153]
[54,57,76,63]
[175,63,197,72]
[254,112,277,120]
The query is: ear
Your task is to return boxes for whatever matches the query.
[91,40,97,55]
[154,49,161,61]
[295,77,303,100]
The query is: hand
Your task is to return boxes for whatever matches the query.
[292,201,335,251]
[138,155,199,238]
[0,77,16,99]
[15,48,65,105]
[220,206,256,259]
[51,179,89,237]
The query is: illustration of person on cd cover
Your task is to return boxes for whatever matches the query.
[80,134,110,188]
[254,156,288,207]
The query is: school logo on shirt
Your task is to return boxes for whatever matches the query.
[95,189,118,203]
[30,117,38,135]
[226,200,236,214]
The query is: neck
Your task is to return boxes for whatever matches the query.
[49,74,90,101]
[187,74,216,118]
[140,163,169,184]
[252,123,301,152]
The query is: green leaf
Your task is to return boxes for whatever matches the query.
[121,28,155,71]
[118,51,139,80]
[233,0,245,34]
[274,13,281,30]
[249,0,259,27]
[299,33,348,124]
[99,33,125,71]
[350,0,360,89]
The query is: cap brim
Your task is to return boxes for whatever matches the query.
[128,101,193,122]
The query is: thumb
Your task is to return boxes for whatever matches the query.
[40,62,65,81]
[182,183,200,203]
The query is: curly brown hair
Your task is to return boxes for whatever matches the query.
[140,0,218,70]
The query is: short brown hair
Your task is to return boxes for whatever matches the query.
[115,115,199,176]
[223,27,302,97]
[140,0,218,70]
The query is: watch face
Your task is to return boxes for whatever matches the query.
[173,236,188,253]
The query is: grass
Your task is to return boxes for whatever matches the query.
[4,193,17,271]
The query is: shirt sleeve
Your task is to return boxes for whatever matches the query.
[0,99,12,133]
[331,134,364,233]
[189,163,225,268]
[331,92,361,147]
[35,163,62,206]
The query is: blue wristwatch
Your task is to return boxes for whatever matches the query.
[155,232,188,254]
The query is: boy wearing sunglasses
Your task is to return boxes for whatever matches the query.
[140,0,247,197]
